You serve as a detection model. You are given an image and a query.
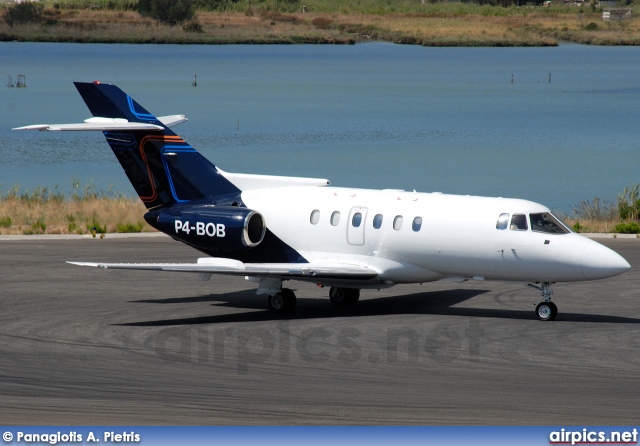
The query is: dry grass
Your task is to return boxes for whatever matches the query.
[563,217,620,234]
[0,195,152,235]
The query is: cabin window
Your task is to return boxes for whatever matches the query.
[352,212,362,228]
[393,215,403,231]
[530,212,570,234]
[510,214,528,231]
[310,210,320,225]
[496,213,510,230]
[330,211,341,226]
[412,217,422,232]
[373,214,383,229]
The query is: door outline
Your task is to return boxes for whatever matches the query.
[347,206,368,246]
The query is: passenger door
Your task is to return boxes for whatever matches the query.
[347,207,368,245]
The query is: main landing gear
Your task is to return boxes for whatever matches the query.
[261,278,361,313]
[266,288,297,313]
[329,287,360,306]
[528,282,558,321]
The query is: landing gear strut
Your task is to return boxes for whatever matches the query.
[528,282,557,321]
[267,288,297,313]
[329,287,360,306]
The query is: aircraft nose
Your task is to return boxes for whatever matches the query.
[582,241,631,280]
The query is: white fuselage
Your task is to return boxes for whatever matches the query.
[241,185,629,286]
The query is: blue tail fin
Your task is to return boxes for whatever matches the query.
[74,82,240,209]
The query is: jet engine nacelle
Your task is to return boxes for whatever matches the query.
[146,205,266,252]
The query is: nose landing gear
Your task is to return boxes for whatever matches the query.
[528,282,557,321]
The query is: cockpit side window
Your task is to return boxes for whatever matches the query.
[510,214,528,231]
[530,212,570,234]
[496,213,510,230]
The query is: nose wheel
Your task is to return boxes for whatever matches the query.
[528,282,557,321]
[535,301,558,321]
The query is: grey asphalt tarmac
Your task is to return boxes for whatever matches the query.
[0,236,638,425]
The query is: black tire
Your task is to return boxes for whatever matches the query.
[329,287,360,306]
[280,288,297,312]
[535,301,557,321]
[267,288,296,313]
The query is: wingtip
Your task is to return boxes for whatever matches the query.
[67,261,104,268]
[12,124,49,131]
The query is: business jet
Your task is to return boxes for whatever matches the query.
[14,82,631,321]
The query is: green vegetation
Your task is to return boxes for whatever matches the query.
[3,2,43,27]
[117,222,144,233]
[30,218,47,234]
[87,220,107,234]
[567,183,640,233]
[138,0,194,25]
[617,184,640,221]
[614,222,640,234]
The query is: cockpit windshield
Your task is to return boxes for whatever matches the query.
[529,212,570,234]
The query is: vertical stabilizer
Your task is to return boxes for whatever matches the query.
[74,82,241,209]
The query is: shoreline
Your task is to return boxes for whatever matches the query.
[1,7,639,47]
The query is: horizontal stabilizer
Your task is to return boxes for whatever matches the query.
[12,115,186,132]
[67,258,378,281]
[157,115,188,128]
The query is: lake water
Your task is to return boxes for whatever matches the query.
[1,42,639,213]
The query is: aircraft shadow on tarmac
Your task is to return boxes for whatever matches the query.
[120,289,640,326]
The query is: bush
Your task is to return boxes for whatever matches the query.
[0,216,12,228]
[183,21,203,33]
[615,222,640,234]
[3,2,44,27]
[138,0,194,25]
[30,218,46,234]
[572,221,583,233]
[312,17,334,29]
[617,184,640,221]
[584,22,599,31]
[87,221,107,234]
[116,222,143,233]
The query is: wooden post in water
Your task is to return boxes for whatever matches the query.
[192,75,197,87]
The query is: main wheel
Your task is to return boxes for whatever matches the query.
[535,301,557,321]
[329,287,360,306]
[267,288,296,313]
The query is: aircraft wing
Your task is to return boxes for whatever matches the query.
[67,258,379,281]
